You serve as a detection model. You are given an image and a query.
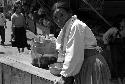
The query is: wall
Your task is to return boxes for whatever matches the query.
[0,56,60,84]
[103,1,125,17]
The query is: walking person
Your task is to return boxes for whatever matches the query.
[0,7,6,45]
[52,1,111,84]
[11,5,27,53]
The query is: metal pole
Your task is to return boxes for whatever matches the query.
[82,0,112,27]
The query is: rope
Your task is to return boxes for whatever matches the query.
[82,0,112,27]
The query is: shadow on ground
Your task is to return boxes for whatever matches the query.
[0,52,5,54]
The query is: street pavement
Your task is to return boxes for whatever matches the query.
[0,19,30,57]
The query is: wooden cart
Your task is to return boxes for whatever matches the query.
[0,54,61,84]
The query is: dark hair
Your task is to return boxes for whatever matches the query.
[13,5,22,13]
[13,0,22,13]
[51,1,72,14]
[13,6,18,13]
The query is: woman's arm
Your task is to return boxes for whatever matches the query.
[60,24,85,77]
[11,14,16,34]
[56,29,63,50]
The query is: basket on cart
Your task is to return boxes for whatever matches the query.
[31,35,58,69]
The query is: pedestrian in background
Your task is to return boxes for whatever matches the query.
[11,5,27,53]
[0,7,6,45]
[103,16,125,84]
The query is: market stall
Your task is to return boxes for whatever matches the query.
[0,54,61,84]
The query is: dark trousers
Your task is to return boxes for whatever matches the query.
[0,26,5,44]
[62,76,74,84]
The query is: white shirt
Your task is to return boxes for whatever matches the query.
[56,15,97,77]
[0,13,6,26]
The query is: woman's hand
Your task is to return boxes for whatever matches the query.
[96,46,103,53]
[55,49,65,62]
[54,76,64,84]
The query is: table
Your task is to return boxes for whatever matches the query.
[0,54,61,84]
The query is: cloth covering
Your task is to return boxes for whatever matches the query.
[74,49,111,84]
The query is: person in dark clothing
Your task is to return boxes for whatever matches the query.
[0,7,6,45]
[11,5,28,53]
[103,16,125,83]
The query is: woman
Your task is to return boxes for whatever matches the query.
[11,5,27,53]
[103,17,125,83]
[52,1,111,84]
